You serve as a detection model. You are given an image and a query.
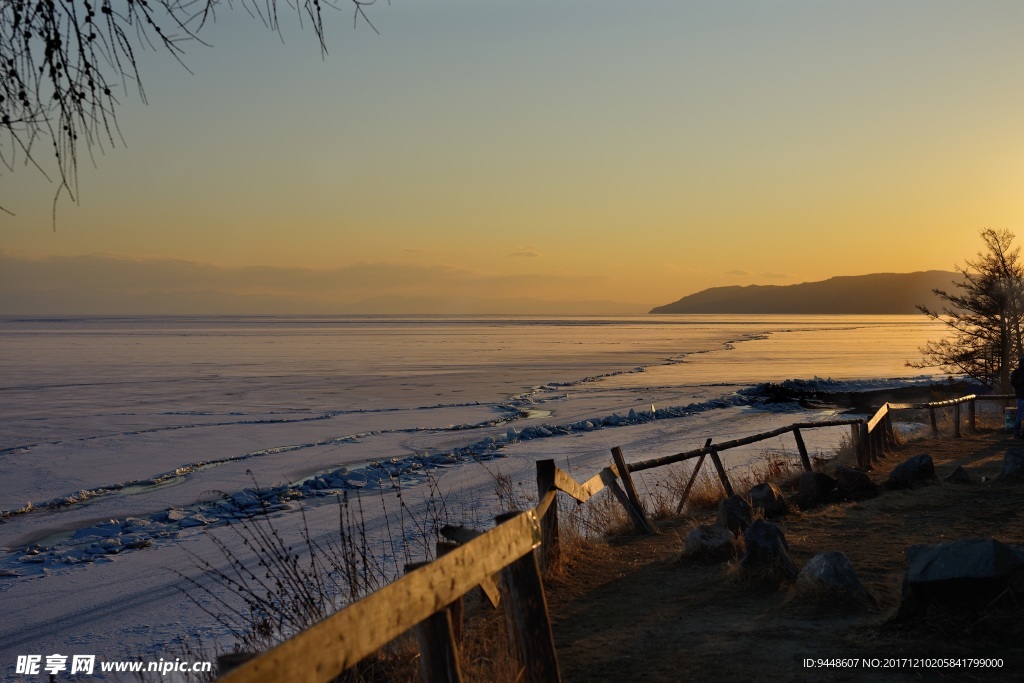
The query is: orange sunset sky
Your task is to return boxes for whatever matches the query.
[2,1,1023,313]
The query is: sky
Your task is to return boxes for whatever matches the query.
[3,0,1024,313]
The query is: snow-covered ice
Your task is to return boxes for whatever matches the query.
[0,314,952,677]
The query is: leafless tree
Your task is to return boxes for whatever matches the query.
[0,0,377,217]
[910,228,1024,391]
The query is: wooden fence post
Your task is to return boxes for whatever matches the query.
[968,398,976,432]
[707,446,735,497]
[858,422,870,469]
[610,447,646,514]
[676,438,712,514]
[792,428,812,471]
[604,475,652,534]
[535,460,559,572]
[884,413,896,448]
[405,561,463,683]
[435,542,465,644]
[929,406,939,438]
[850,424,861,463]
[953,402,962,438]
[494,513,561,683]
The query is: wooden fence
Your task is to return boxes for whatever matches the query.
[215,392,1014,683]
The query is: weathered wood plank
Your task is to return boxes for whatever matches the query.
[535,490,557,526]
[791,418,866,429]
[611,447,651,527]
[792,428,811,472]
[434,542,465,644]
[217,511,542,683]
[414,609,462,683]
[626,447,706,473]
[536,461,559,572]
[676,438,712,514]
[866,404,888,432]
[553,467,596,504]
[628,425,794,473]
[496,512,561,683]
[478,576,502,608]
[578,467,614,499]
[858,422,870,469]
[602,468,652,534]
[707,447,734,497]
[405,561,463,683]
[711,425,794,452]
[437,530,501,607]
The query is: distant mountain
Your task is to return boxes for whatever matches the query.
[650,271,960,314]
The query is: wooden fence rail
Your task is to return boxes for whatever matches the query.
[216,390,1008,683]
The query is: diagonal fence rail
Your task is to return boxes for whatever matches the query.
[215,391,1012,683]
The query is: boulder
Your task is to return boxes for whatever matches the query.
[1000,448,1024,479]
[740,520,798,583]
[944,465,971,485]
[682,524,739,563]
[796,551,874,605]
[900,538,1024,615]
[716,495,753,534]
[797,471,837,508]
[748,482,789,518]
[834,465,878,500]
[885,454,936,490]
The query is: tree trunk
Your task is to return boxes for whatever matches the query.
[1001,318,1012,393]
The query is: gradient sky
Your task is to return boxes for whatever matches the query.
[3,0,1024,311]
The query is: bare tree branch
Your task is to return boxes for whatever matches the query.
[0,0,377,218]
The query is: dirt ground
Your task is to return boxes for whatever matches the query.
[543,429,1024,683]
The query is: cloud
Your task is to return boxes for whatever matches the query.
[0,250,606,313]
[509,246,542,258]
[724,269,793,280]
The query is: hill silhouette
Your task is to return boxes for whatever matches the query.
[650,271,958,314]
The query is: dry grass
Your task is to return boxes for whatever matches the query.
[198,418,901,680]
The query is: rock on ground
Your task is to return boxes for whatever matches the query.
[1000,448,1024,479]
[682,524,739,563]
[797,471,837,509]
[900,538,1024,615]
[796,551,874,605]
[716,495,753,534]
[834,465,879,500]
[885,453,936,490]
[944,465,971,484]
[740,519,798,584]
[748,482,789,519]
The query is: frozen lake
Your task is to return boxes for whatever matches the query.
[0,314,951,675]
